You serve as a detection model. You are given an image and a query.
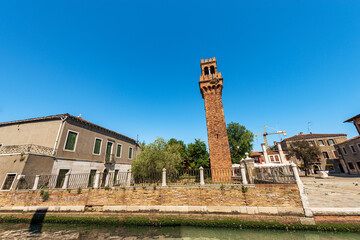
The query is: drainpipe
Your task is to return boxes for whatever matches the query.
[52,115,68,156]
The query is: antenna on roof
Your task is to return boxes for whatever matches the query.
[308,122,311,133]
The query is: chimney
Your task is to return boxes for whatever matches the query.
[299,132,303,135]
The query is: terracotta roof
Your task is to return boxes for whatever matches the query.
[282,133,347,142]
[336,136,360,145]
[0,113,138,144]
[344,114,360,123]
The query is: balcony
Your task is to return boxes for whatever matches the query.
[0,144,53,156]
[105,153,115,164]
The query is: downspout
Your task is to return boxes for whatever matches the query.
[52,115,68,156]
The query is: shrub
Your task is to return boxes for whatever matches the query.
[220,184,225,190]
[41,192,50,201]
[242,185,248,193]
[77,187,82,194]
[104,186,111,191]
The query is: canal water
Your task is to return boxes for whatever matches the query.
[0,223,359,239]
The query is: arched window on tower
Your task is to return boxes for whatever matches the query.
[210,65,215,74]
[204,67,209,75]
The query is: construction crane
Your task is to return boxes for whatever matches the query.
[255,125,287,150]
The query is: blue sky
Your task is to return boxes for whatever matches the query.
[0,1,359,151]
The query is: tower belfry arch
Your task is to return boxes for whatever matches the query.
[199,57,232,182]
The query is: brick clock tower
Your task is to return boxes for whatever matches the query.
[199,57,232,182]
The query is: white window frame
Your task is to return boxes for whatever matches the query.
[328,139,335,145]
[128,147,133,159]
[318,140,325,146]
[1,173,17,191]
[116,144,123,158]
[105,141,114,157]
[350,145,356,153]
[63,130,79,152]
[92,138,103,155]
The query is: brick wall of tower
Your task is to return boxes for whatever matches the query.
[203,87,232,170]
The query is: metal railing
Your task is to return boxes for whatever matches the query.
[13,165,298,191]
[253,165,296,184]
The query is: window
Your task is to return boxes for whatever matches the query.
[55,169,69,188]
[116,144,122,158]
[270,156,275,162]
[210,65,215,74]
[342,147,347,155]
[274,155,280,162]
[113,169,119,185]
[322,152,329,159]
[88,170,97,187]
[318,140,325,146]
[93,138,102,155]
[337,148,342,155]
[357,162,360,169]
[128,147,133,159]
[307,141,314,146]
[1,174,16,190]
[348,162,355,170]
[64,131,78,151]
[105,142,114,163]
[350,145,356,153]
[328,139,335,145]
[0,143,2,149]
[358,143,360,151]
[333,150,339,158]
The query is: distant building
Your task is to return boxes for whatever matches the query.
[334,114,360,175]
[251,142,290,166]
[281,132,347,174]
[0,114,140,190]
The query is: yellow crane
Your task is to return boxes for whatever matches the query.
[255,125,287,150]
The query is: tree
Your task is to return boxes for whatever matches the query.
[131,138,182,183]
[287,141,321,176]
[227,122,254,164]
[187,139,210,169]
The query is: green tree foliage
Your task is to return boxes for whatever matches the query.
[131,138,182,182]
[287,141,321,176]
[227,122,254,164]
[187,139,210,169]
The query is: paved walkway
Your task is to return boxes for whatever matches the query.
[301,176,360,208]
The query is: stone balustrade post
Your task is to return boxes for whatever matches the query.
[32,175,40,190]
[62,172,70,189]
[162,168,167,187]
[291,162,313,217]
[105,172,110,187]
[126,169,132,187]
[240,162,248,185]
[244,152,255,184]
[199,167,205,185]
[93,171,101,189]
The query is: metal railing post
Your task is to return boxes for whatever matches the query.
[199,167,205,185]
[32,175,40,190]
[62,172,70,189]
[94,171,101,189]
[126,169,132,187]
[162,168,167,187]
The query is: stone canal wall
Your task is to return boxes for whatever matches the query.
[0,185,301,207]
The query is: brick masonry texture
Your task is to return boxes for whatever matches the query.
[0,185,302,208]
[199,59,232,175]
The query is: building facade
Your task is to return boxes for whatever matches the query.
[0,114,140,190]
[281,133,347,174]
[251,142,290,166]
[334,114,360,175]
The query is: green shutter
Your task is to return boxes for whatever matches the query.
[65,131,78,150]
[128,147,133,159]
[94,139,101,154]
[116,145,122,157]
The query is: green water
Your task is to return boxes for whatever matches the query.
[0,223,359,239]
